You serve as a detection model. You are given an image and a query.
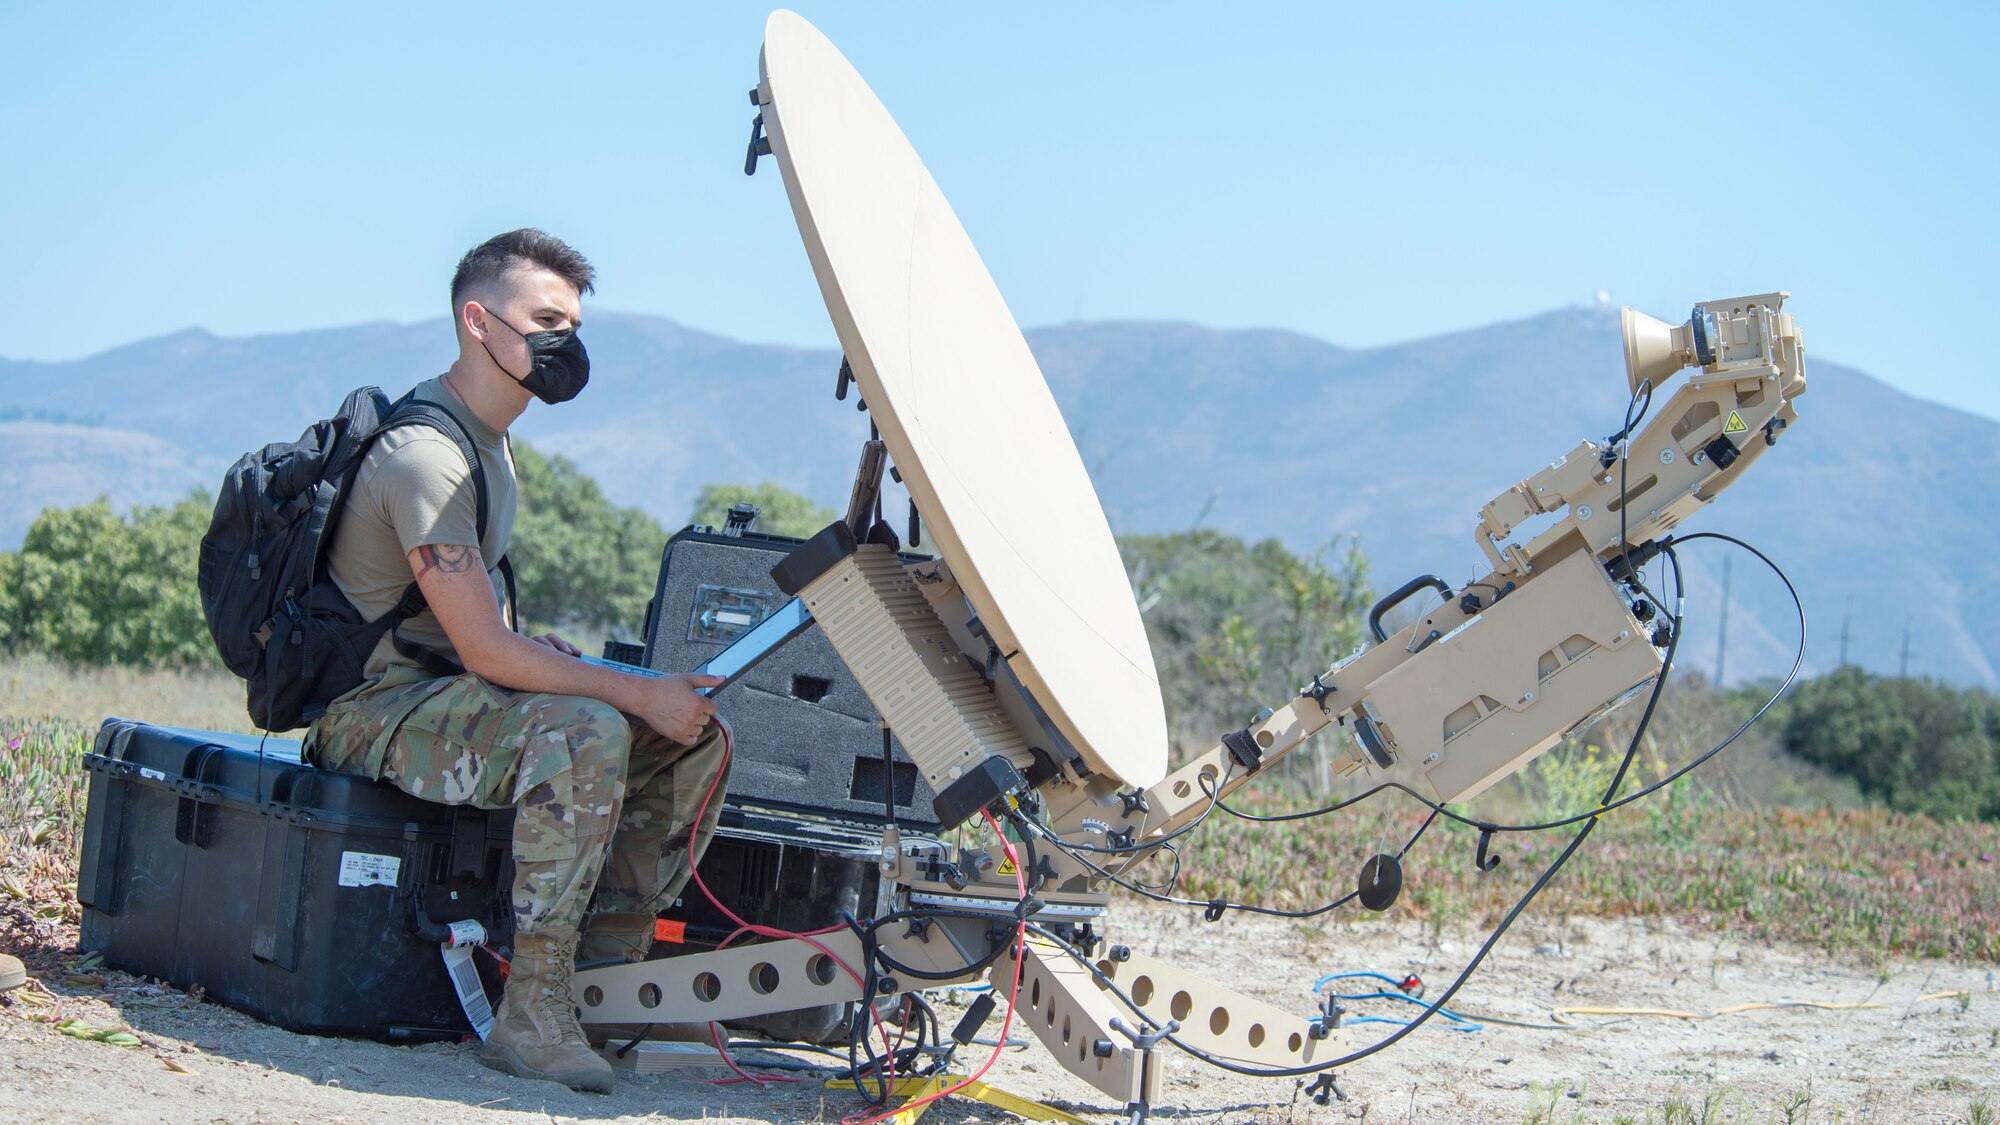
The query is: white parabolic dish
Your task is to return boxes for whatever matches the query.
[758,10,1169,788]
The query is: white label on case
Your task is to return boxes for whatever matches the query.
[445,919,487,948]
[337,851,401,888]
[137,767,167,782]
[442,944,494,1040]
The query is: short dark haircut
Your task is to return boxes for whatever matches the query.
[449,228,596,306]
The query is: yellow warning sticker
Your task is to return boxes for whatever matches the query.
[997,856,1019,877]
[1723,412,1748,434]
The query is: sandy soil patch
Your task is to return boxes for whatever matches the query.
[2,905,1995,1124]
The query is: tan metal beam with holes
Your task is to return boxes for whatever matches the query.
[1102,295,1803,857]
[575,926,983,1026]
[995,940,1148,1105]
[575,933,868,1025]
[1093,947,1337,1068]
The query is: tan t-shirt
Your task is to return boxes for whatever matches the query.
[328,375,516,679]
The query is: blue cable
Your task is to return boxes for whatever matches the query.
[1316,972,1406,991]
[1312,973,1484,1033]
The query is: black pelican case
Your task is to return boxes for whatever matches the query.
[73,718,898,1045]
[76,719,512,1040]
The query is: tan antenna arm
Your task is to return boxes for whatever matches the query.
[1093,293,1805,859]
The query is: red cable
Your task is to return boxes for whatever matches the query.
[701,1020,805,1086]
[685,722,1033,1116]
[684,720,872,976]
[687,724,858,964]
[683,722,899,1080]
[838,808,1029,1125]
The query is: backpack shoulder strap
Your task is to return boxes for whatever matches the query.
[399,395,515,631]
[373,393,520,677]
[497,431,518,633]
[497,554,519,635]
[383,396,489,545]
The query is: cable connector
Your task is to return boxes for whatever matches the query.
[959,847,996,882]
[950,993,998,1045]
[1604,537,1670,584]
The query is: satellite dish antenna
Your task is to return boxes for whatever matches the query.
[757,10,1169,786]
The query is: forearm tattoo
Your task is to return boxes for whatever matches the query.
[415,544,480,582]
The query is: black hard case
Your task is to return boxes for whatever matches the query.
[640,527,944,831]
[77,719,511,1040]
[653,806,894,1043]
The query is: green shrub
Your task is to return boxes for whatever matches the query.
[1122,530,1371,768]
[509,442,668,637]
[1764,666,2000,821]
[0,457,841,666]
[0,493,214,667]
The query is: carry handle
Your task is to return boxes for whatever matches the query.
[1367,575,1454,643]
[171,746,226,848]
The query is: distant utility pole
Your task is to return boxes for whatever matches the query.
[1714,555,1732,686]
[1838,597,1853,667]
[1899,618,1913,679]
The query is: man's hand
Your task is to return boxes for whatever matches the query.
[627,674,727,745]
[530,632,583,657]
[408,543,724,741]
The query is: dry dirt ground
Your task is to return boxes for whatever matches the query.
[1,904,1995,1125]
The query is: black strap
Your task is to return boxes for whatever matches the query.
[392,631,468,679]
[498,554,519,634]
[1221,727,1264,774]
[387,395,491,544]
[379,575,459,677]
[376,392,519,677]
[498,432,519,634]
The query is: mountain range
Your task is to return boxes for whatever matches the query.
[4,308,1988,689]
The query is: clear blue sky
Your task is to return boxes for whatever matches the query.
[6,2,1996,420]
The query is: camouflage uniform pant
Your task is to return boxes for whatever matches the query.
[304,665,730,937]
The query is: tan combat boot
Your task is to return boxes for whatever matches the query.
[0,953,24,993]
[478,930,615,1094]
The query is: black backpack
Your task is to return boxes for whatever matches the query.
[198,385,517,731]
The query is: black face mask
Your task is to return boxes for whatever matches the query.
[479,307,590,404]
